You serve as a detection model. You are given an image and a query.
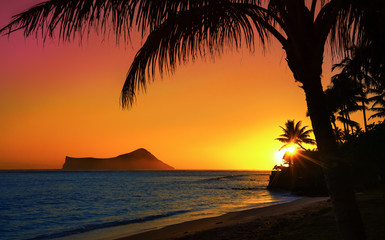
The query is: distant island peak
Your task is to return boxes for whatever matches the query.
[62,148,174,170]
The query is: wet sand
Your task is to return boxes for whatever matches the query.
[115,197,329,240]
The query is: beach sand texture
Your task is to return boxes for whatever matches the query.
[116,197,329,240]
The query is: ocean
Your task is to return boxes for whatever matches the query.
[0,170,300,240]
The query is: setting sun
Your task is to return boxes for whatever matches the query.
[285,146,296,154]
[274,146,297,166]
[274,149,286,165]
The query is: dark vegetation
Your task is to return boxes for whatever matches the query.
[341,123,385,189]
[268,150,328,196]
[269,122,385,196]
[275,120,316,151]
[270,119,327,196]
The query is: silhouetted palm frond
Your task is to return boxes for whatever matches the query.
[1,0,375,108]
[275,120,316,150]
[337,116,360,128]
[369,95,385,120]
[369,91,385,107]
[120,2,270,106]
[368,110,385,120]
[0,0,274,107]
[0,0,139,42]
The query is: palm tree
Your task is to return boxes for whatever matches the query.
[332,47,373,132]
[275,120,316,151]
[2,1,381,238]
[354,0,385,87]
[331,45,385,129]
[337,111,360,137]
[325,72,361,139]
[369,90,385,121]
[333,126,344,143]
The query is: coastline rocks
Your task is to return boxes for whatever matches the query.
[62,148,174,170]
[268,150,328,196]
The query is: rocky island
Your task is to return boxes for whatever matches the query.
[62,148,174,170]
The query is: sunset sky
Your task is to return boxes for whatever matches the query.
[0,0,370,170]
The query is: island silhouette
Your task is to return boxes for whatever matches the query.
[62,148,174,170]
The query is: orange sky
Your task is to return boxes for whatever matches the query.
[0,0,369,170]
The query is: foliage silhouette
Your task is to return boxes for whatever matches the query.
[275,120,316,151]
[367,88,385,121]
[332,48,373,132]
[341,122,385,188]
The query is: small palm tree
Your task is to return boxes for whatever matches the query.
[276,120,316,151]
[369,91,385,121]
[337,112,360,137]
[333,126,344,143]
[326,70,363,136]
[332,47,374,132]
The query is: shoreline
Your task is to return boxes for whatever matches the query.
[114,197,329,240]
[55,196,303,240]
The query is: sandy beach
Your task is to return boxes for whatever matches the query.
[116,197,329,240]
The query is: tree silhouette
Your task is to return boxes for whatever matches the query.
[369,90,385,121]
[2,1,383,238]
[333,126,344,143]
[332,47,374,132]
[354,0,385,87]
[275,120,316,151]
[329,43,385,131]
[326,71,362,137]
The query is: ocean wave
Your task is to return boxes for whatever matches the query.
[231,187,266,191]
[27,209,191,240]
[2,171,274,240]
[202,173,262,182]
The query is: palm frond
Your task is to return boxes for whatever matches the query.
[368,110,385,120]
[278,143,290,151]
[0,0,276,107]
[120,1,269,107]
[369,92,385,108]
[2,0,380,112]
[329,0,385,58]
[275,137,289,143]
[297,143,307,151]
[302,138,316,145]
[372,100,385,108]
[1,0,237,40]
[337,116,360,128]
[299,127,313,136]
[0,0,137,43]
[275,119,316,150]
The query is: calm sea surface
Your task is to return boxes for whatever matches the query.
[0,170,299,240]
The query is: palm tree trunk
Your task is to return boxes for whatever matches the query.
[301,74,366,240]
[284,37,365,236]
[330,115,341,144]
[361,98,368,132]
[331,114,338,131]
[359,79,368,132]
[342,106,349,135]
[340,106,349,137]
[347,112,354,135]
